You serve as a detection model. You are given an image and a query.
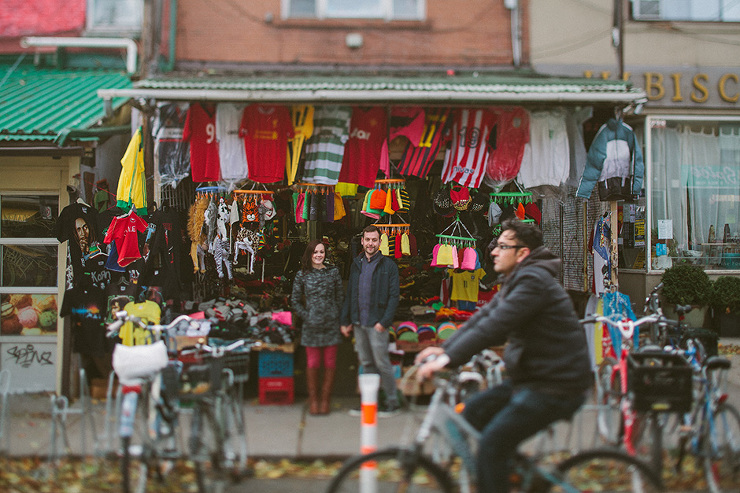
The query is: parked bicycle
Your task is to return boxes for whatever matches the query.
[326,356,663,493]
[107,312,250,493]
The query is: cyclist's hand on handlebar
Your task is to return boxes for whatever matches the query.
[414,346,445,365]
[416,352,450,382]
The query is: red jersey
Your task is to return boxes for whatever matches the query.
[104,211,148,267]
[183,103,220,182]
[240,104,293,183]
[338,107,388,188]
[441,108,495,188]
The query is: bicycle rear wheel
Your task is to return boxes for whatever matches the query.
[326,447,454,493]
[703,402,740,493]
[554,448,662,492]
[220,387,250,480]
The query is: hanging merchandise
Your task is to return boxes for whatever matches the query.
[517,109,570,190]
[449,185,471,211]
[576,117,644,201]
[287,105,314,185]
[590,213,612,296]
[432,216,477,268]
[241,104,294,184]
[485,106,530,187]
[432,185,455,218]
[440,108,496,189]
[338,106,388,188]
[183,102,221,183]
[216,103,249,188]
[398,108,452,179]
[153,102,191,189]
[55,201,105,290]
[302,105,352,185]
[104,207,149,268]
[117,127,148,214]
[141,204,183,300]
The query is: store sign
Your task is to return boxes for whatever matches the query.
[536,65,740,108]
[682,164,740,188]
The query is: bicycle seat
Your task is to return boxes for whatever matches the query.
[703,356,731,371]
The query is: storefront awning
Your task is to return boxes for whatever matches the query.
[97,73,646,105]
[0,65,132,144]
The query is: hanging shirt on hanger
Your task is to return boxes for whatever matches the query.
[398,108,452,179]
[485,106,530,186]
[338,107,387,188]
[517,110,570,190]
[240,104,294,183]
[441,108,496,188]
[302,105,352,185]
[105,210,149,267]
[183,103,221,182]
[117,127,148,214]
[287,105,314,185]
[216,103,249,187]
[154,102,191,189]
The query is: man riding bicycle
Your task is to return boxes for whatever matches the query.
[417,219,592,493]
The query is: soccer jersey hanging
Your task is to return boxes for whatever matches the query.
[441,108,496,188]
[338,107,388,188]
[216,103,249,186]
[398,108,452,178]
[104,210,149,267]
[184,103,220,182]
[302,105,352,185]
[287,105,314,185]
[117,128,148,214]
[240,104,293,183]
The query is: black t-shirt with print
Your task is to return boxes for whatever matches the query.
[55,203,104,288]
[60,286,110,355]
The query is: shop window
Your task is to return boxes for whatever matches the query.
[283,0,424,20]
[0,195,59,336]
[632,0,740,22]
[86,0,143,35]
[648,118,740,271]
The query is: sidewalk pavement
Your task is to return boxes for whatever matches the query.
[1,340,739,461]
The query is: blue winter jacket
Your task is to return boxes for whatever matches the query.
[576,118,644,201]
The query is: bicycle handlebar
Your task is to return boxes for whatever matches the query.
[580,314,663,339]
[107,311,203,338]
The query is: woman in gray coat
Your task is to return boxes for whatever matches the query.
[291,240,343,415]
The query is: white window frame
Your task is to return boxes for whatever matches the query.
[645,114,740,273]
[632,0,740,22]
[86,0,143,35]
[281,0,425,21]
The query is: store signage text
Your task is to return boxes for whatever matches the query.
[682,164,740,188]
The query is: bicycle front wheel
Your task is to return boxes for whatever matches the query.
[554,448,663,493]
[596,357,622,446]
[190,405,226,493]
[703,402,740,493]
[326,447,454,493]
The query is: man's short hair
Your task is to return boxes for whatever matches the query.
[362,225,380,237]
[501,219,543,250]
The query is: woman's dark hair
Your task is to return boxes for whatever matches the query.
[500,219,543,250]
[301,239,325,271]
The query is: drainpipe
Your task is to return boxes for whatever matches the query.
[163,0,178,72]
[504,0,521,68]
[20,37,138,74]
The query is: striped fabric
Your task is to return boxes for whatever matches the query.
[441,108,495,188]
[398,108,452,178]
[302,105,352,185]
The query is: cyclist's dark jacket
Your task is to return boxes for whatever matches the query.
[442,246,592,395]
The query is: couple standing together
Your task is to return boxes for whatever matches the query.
[290,225,401,416]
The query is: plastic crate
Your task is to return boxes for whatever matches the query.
[207,339,252,383]
[627,351,693,413]
[178,354,223,398]
[258,350,294,378]
[258,377,294,405]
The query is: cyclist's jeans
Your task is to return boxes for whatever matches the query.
[462,380,585,493]
[353,324,399,407]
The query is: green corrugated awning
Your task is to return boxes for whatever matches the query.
[0,65,132,143]
[97,72,646,105]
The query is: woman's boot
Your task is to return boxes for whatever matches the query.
[307,367,320,415]
[319,367,335,415]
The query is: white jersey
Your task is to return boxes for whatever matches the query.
[440,108,495,188]
[216,103,248,186]
[518,110,570,189]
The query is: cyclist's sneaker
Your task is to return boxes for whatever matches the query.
[378,402,401,417]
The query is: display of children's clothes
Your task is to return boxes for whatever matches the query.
[55,201,104,291]
[338,106,388,188]
[447,268,487,303]
[183,102,221,182]
[117,127,148,214]
[240,104,294,183]
[576,118,644,201]
[302,105,352,185]
[104,209,149,267]
[441,108,496,189]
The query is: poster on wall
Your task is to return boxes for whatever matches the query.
[1,294,58,336]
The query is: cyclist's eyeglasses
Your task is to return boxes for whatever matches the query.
[492,243,525,251]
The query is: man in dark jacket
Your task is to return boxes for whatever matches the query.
[417,219,591,493]
[341,225,401,415]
